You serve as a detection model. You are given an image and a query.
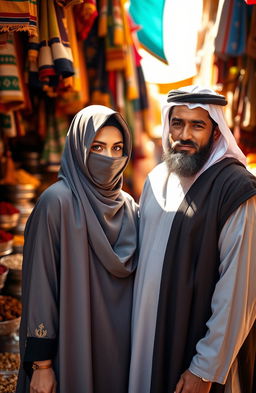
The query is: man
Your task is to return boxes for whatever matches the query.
[129,85,256,393]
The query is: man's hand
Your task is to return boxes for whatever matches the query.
[174,370,212,393]
[30,367,56,393]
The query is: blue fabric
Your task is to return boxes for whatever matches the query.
[226,0,247,56]
[129,0,167,62]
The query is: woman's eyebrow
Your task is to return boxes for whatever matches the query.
[92,140,107,144]
[91,140,124,144]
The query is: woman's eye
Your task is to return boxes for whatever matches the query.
[113,145,123,151]
[91,145,102,151]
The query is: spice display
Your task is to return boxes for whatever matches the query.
[0,203,19,215]
[0,353,20,371]
[0,231,13,243]
[0,254,22,271]
[0,266,8,275]
[0,374,18,393]
[13,235,24,247]
[0,296,22,321]
[14,169,40,187]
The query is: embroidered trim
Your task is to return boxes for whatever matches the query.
[35,323,47,338]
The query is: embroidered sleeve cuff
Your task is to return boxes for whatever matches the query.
[24,337,57,362]
[23,337,57,379]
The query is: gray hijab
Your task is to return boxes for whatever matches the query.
[16,106,137,393]
[58,105,136,276]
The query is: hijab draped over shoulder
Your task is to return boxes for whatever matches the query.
[58,104,137,275]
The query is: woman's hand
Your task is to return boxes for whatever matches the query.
[30,361,57,393]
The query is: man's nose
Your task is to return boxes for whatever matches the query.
[179,124,192,140]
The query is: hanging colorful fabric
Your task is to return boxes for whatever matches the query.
[38,0,74,93]
[0,112,16,137]
[105,0,126,71]
[129,0,166,63]
[0,0,38,37]
[74,0,98,41]
[215,0,248,56]
[0,33,25,112]
[48,1,74,78]
[246,6,256,59]
[56,0,83,7]
[38,0,56,89]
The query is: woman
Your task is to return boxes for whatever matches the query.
[16,105,138,393]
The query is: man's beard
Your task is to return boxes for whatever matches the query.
[163,133,215,177]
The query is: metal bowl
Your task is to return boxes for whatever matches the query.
[0,214,20,230]
[0,254,22,282]
[0,184,36,202]
[0,372,18,393]
[0,240,13,257]
[0,317,21,336]
[0,265,9,290]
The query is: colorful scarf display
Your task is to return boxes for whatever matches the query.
[0,0,38,37]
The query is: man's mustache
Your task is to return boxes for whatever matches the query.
[171,140,199,151]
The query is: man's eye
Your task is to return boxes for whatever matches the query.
[172,122,182,127]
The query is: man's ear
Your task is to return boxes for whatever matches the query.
[213,127,221,141]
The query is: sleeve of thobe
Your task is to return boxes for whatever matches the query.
[189,195,256,383]
[22,190,60,370]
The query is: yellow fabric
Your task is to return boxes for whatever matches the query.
[121,1,138,100]
[113,0,124,46]
[98,0,108,37]
[156,77,194,94]
[59,7,89,114]
[0,0,38,37]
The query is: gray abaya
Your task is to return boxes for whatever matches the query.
[16,105,138,393]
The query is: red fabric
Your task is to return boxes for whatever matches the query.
[244,0,256,4]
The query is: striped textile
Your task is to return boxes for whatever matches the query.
[0,0,38,36]
[215,0,248,56]
[38,0,74,92]
[0,33,24,111]
[105,0,126,71]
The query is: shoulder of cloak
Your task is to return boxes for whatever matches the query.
[36,180,73,211]
[25,181,73,234]
[121,190,138,211]
[182,157,256,233]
